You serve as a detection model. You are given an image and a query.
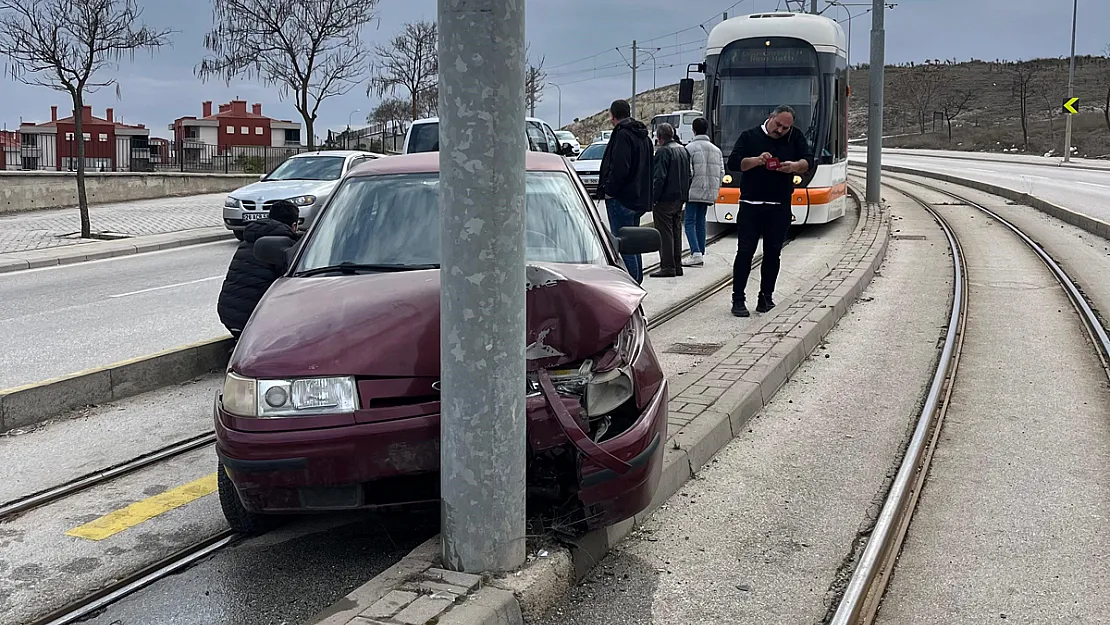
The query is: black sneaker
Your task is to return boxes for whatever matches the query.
[732,299,750,317]
[756,293,776,313]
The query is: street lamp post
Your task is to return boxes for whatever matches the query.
[346,108,361,149]
[548,82,562,127]
[1063,0,1078,163]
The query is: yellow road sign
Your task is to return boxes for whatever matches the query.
[1063,97,1079,115]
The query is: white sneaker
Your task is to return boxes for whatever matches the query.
[682,253,704,267]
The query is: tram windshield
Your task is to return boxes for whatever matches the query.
[712,40,821,159]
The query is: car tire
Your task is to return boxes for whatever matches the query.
[218,462,279,536]
[233,230,245,241]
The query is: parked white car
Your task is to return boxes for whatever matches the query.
[571,140,607,195]
[222,150,384,240]
[402,116,574,157]
[554,130,581,157]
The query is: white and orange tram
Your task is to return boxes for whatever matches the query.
[679,11,850,225]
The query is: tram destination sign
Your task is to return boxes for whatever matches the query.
[731,46,811,67]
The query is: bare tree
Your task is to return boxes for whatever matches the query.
[0,0,171,238]
[416,84,439,118]
[936,74,976,143]
[1009,60,1042,151]
[525,46,546,118]
[369,20,438,122]
[890,62,943,134]
[197,0,378,150]
[370,97,409,133]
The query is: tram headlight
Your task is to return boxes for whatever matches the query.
[722,174,733,184]
[793,175,802,185]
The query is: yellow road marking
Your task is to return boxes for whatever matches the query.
[66,473,218,541]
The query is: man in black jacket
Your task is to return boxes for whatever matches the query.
[595,99,653,283]
[726,104,814,317]
[217,200,301,338]
[649,123,693,278]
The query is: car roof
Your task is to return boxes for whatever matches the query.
[291,150,381,158]
[348,151,570,177]
[411,116,551,126]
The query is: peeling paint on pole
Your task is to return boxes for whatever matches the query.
[438,0,528,573]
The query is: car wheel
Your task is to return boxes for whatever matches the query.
[218,462,279,536]
[233,230,245,241]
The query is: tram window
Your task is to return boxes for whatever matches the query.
[715,75,819,153]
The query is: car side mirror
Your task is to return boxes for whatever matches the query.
[617,226,661,255]
[254,235,296,269]
[559,142,575,157]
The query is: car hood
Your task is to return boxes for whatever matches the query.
[231,179,337,202]
[231,263,646,378]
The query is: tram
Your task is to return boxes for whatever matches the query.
[678,11,849,225]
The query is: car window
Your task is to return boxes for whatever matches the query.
[266,156,346,181]
[526,121,550,153]
[542,123,561,152]
[296,172,606,271]
[682,112,700,125]
[406,122,440,153]
[578,143,607,161]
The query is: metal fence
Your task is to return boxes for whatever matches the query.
[2,134,406,174]
[325,125,408,154]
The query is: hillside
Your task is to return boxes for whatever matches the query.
[562,56,1110,158]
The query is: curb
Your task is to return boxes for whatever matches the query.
[0,228,236,275]
[306,186,891,625]
[847,149,1110,173]
[0,337,233,433]
[849,161,1110,241]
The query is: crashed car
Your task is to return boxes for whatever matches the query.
[213,151,668,535]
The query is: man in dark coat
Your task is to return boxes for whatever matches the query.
[217,200,300,338]
[594,99,653,284]
[649,122,693,278]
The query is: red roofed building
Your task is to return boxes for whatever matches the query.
[19,105,151,171]
[170,100,302,154]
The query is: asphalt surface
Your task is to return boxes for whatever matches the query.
[536,190,954,623]
[872,182,1110,623]
[0,239,238,389]
[849,146,1110,224]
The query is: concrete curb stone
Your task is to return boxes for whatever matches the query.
[305,185,891,625]
[0,336,233,433]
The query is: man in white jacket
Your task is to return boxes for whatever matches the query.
[682,118,725,267]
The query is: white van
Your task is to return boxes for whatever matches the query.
[650,110,703,144]
[402,116,574,156]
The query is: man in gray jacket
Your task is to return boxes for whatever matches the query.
[649,123,693,278]
[682,117,724,267]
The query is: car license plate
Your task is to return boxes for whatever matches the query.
[583,175,598,184]
[242,212,266,222]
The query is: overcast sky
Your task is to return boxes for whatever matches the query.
[2,0,1106,139]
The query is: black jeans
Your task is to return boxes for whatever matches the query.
[653,199,685,272]
[733,201,791,302]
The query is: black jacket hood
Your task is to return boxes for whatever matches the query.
[616,117,649,138]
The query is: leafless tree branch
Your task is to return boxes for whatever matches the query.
[196,0,378,148]
[368,20,438,122]
[525,44,546,118]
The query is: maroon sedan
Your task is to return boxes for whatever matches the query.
[214,151,668,535]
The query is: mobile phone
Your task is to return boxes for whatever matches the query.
[765,157,781,170]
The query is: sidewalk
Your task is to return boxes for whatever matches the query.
[0,193,232,273]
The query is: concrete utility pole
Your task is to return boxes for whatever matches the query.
[811,0,819,13]
[865,0,885,204]
[437,0,527,574]
[631,40,638,119]
[549,81,562,127]
[1063,0,1078,163]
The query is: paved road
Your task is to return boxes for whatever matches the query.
[0,239,238,389]
[0,193,226,254]
[849,147,1110,223]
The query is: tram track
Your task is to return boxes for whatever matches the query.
[829,172,1110,624]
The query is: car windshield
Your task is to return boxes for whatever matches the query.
[266,156,346,181]
[556,131,575,141]
[578,143,607,161]
[295,171,607,271]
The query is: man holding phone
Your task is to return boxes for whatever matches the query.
[725,104,813,317]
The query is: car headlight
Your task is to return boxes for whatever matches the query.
[288,195,317,206]
[225,196,241,208]
[221,371,359,418]
[614,310,647,366]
